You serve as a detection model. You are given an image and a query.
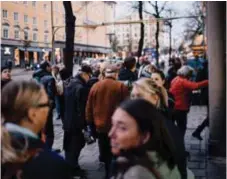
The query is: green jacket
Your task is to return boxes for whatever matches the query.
[111,151,195,179]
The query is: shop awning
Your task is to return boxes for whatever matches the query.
[18,47,52,52]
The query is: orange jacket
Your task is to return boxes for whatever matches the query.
[169,76,208,111]
[86,77,129,133]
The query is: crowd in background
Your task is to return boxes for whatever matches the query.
[1,55,209,179]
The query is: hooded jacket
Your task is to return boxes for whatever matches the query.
[2,123,70,179]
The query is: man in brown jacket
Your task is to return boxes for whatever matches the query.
[86,64,129,179]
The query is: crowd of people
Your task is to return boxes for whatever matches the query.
[1,55,209,179]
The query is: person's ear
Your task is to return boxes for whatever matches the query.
[162,80,165,86]
[141,132,150,144]
[27,108,36,124]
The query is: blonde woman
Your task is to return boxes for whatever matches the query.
[1,80,70,179]
[130,78,194,179]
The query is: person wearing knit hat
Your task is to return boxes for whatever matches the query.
[1,65,12,89]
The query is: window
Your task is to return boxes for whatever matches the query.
[24,15,28,23]
[24,30,29,40]
[44,4,47,12]
[44,34,48,43]
[14,12,19,21]
[33,32,37,41]
[33,17,37,25]
[3,28,9,38]
[32,1,36,7]
[23,1,28,5]
[44,20,48,28]
[14,29,20,39]
[2,10,7,18]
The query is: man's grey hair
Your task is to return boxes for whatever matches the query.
[177,65,194,77]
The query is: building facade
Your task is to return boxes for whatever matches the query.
[114,11,165,55]
[1,1,115,67]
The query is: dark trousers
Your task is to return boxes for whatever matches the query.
[44,109,54,149]
[55,96,61,117]
[194,117,209,134]
[173,110,188,138]
[97,132,112,178]
[64,131,85,170]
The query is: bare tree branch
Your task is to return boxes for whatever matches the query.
[159,1,168,14]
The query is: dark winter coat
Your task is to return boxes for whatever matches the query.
[33,69,57,101]
[2,123,70,179]
[63,74,89,133]
[162,117,187,179]
[118,68,137,82]
[1,79,11,89]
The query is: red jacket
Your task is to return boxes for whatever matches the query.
[86,77,129,133]
[169,76,208,111]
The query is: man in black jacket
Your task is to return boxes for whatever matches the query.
[33,61,57,149]
[63,65,92,177]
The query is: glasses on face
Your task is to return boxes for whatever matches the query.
[33,100,52,109]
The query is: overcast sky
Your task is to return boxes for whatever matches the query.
[115,1,194,47]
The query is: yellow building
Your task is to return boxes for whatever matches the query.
[1,1,116,67]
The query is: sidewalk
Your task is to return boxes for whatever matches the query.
[52,106,225,179]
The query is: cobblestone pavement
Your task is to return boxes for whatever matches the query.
[12,69,226,179]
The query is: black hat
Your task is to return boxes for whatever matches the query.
[1,65,10,72]
[80,65,93,74]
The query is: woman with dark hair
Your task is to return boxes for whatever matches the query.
[109,99,182,179]
[130,78,192,179]
[1,80,70,179]
[151,70,175,119]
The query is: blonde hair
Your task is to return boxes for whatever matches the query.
[1,125,30,164]
[1,80,43,164]
[133,78,168,108]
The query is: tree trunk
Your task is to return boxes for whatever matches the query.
[63,1,76,76]
[155,20,160,67]
[137,1,144,58]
